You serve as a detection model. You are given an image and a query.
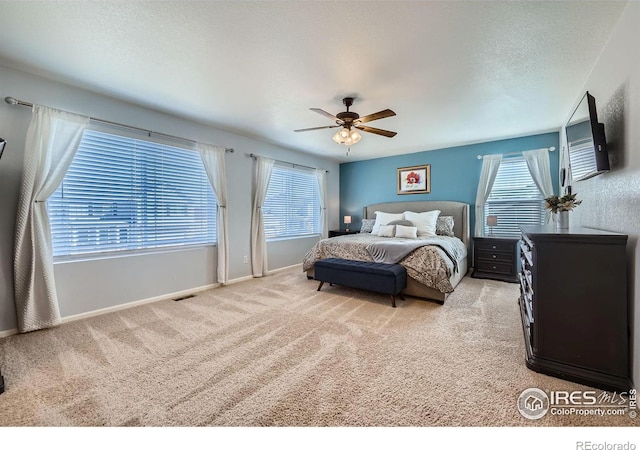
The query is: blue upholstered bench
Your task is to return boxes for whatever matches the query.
[314,258,407,307]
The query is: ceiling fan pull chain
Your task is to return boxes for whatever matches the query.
[346,147,350,157]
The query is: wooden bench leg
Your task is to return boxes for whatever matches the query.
[317,281,324,291]
[390,293,406,307]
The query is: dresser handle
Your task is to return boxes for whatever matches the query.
[492,245,497,249]
[492,255,496,259]
[492,266,497,269]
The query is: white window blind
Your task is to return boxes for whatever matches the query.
[484,156,544,237]
[48,129,217,258]
[262,164,320,240]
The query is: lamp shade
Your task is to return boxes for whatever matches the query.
[344,215,352,224]
[486,215,498,226]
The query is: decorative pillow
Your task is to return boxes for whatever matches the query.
[436,216,455,237]
[395,224,418,239]
[387,219,414,227]
[372,211,404,234]
[377,224,396,237]
[404,210,441,237]
[360,218,375,233]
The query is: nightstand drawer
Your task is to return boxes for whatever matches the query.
[476,240,515,253]
[476,251,514,263]
[476,260,514,276]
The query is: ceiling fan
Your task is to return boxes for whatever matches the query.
[294,97,397,146]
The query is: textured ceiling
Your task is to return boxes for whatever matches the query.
[0,1,627,162]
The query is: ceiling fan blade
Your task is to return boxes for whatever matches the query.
[294,125,340,132]
[354,125,397,138]
[310,108,339,121]
[355,109,396,124]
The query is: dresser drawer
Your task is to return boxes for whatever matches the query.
[519,294,534,349]
[476,240,515,253]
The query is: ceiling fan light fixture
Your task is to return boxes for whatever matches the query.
[299,98,395,146]
[333,128,362,145]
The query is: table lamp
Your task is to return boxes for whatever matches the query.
[486,215,498,236]
[344,215,352,232]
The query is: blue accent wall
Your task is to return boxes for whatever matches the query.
[339,132,560,235]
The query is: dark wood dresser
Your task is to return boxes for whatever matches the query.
[471,237,519,283]
[519,225,629,391]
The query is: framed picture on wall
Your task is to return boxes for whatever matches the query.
[397,164,430,194]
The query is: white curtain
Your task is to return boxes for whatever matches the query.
[474,154,502,237]
[251,156,274,277]
[315,169,328,239]
[14,105,89,332]
[198,143,229,284]
[523,148,555,222]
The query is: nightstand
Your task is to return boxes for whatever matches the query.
[328,230,359,237]
[471,236,519,283]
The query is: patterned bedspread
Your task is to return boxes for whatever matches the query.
[302,234,467,294]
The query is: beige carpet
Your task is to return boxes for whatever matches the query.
[0,268,635,426]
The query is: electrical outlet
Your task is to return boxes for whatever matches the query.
[243,256,248,264]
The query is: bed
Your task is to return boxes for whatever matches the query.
[303,200,470,304]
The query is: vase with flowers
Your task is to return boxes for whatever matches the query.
[544,193,582,230]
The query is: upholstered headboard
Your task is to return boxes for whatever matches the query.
[363,201,470,252]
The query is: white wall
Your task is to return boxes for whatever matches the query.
[0,64,340,333]
[561,2,640,386]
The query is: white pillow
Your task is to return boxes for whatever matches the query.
[377,224,396,237]
[404,210,441,237]
[395,225,418,239]
[372,211,404,234]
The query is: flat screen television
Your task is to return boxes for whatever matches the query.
[564,91,609,182]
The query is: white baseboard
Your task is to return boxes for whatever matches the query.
[0,328,18,338]
[225,275,254,285]
[225,263,302,285]
[61,283,219,325]
[268,263,302,274]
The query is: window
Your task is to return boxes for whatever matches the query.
[262,165,320,240]
[568,138,597,182]
[484,157,544,237]
[48,128,217,258]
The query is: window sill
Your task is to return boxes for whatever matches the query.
[266,234,320,243]
[53,243,217,264]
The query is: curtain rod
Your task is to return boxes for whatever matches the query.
[4,96,234,153]
[248,153,329,173]
[476,146,555,160]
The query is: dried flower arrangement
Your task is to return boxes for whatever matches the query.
[544,194,582,213]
